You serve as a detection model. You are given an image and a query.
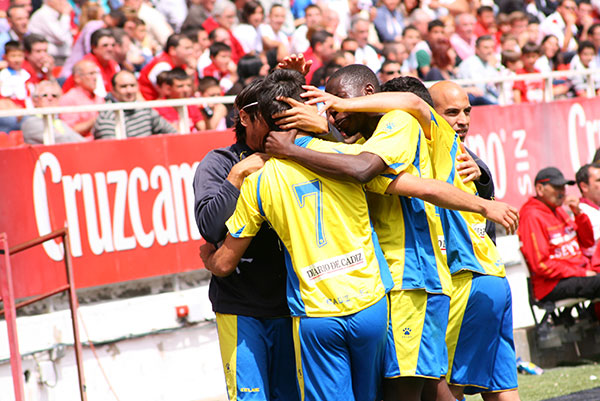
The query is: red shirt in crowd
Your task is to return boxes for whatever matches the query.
[513,67,545,103]
[155,105,204,132]
[201,17,245,63]
[139,53,185,100]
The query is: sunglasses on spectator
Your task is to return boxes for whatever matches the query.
[383,70,401,75]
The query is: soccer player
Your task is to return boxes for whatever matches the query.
[291,75,521,401]
[263,65,518,401]
[194,79,299,401]
[203,69,393,401]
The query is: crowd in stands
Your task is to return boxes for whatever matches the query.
[1,0,600,143]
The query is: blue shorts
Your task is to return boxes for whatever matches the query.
[293,295,388,401]
[384,290,450,379]
[446,272,518,394]
[215,314,299,401]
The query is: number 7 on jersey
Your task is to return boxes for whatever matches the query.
[293,179,327,248]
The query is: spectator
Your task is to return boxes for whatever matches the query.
[21,81,85,144]
[513,42,545,103]
[378,58,402,84]
[59,59,105,137]
[382,41,411,73]
[197,76,227,130]
[28,0,73,65]
[576,0,595,42]
[139,33,195,100]
[202,42,236,93]
[586,23,600,67]
[123,0,173,48]
[124,17,154,70]
[0,5,28,58]
[534,34,572,97]
[351,16,382,72]
[457,35,501,104]
[0,41,30,108]
[499,49,522,104]
[411,19,448,78]
[22,34,54,86]
[181,0,215,31]
[539,0,578,52]
[322,6,345,48]
[499,32,520,53]
[232,1,264,54]
[202,0,245,63]
[576,163,600,257]
[450,12,477,60]
[527,15,542,45]
[156,0,187,33]
[259,4,289,55]
[569,40,600,96]
[304,29,335,84]
[155,68,206,132]
[58,1,106,79]
[62,29,120,98]
[290,4,322,55]
[474,5,495,37]
[373,0,405,42]
[94,70,175,139]
[508,11,530,47]
[111,27,134,72]
[226,53,268,96]
[518,166,600,303]
[424,38,458,81]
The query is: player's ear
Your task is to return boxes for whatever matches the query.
[239,109,250,127]
[363,83,375,96]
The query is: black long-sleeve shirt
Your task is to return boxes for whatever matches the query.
[466,147,496,244]
[193,141,289,317]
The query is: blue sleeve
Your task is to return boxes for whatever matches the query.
[193,148,241,244]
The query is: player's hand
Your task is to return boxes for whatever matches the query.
[227,153,270,189]
[273,96,328,134]
[564,195,581,215]
[457,143,482,183]
[199,241,217,273]
[482,200,519,235]
[301,85,350,112]
[265,129,299,158]
[277,53,313,76]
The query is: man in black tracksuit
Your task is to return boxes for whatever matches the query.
[193,79,299,401]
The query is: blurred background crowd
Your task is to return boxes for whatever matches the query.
[1,0,600,143]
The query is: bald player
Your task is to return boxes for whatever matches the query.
[429,81,497,243]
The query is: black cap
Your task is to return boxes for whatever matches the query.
[535,167,575,186]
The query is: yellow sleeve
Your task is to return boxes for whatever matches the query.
[225,170,265,238]
[361,110,422,176]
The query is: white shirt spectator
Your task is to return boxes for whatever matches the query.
[580,199,600,257]
[539,11,578,52]
[156,0,187,33]
[234,24,263,54]
[28,4,73,61]
[0,68,30,102]
[457,54,501,102]
[290,24,310,55]
[569,54,600,94]
[138,2,174,48]
[258,23,289,50]
[355,44,382,73]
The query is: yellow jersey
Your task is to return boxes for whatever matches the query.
[427,109,505,277]
[226,137,393,318]
[300,111,452,296]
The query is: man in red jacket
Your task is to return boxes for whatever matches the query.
[519,166,600,303]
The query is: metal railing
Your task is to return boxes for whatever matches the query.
[0,67,599,145]
[0,95,236,145]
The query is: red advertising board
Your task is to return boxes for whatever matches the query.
[466,97,600,207]
[0,130,235,299]
[2,96,600,298]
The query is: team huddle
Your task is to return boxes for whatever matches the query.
[194,64,520,401]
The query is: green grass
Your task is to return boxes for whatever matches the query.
[465,362,600,401]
